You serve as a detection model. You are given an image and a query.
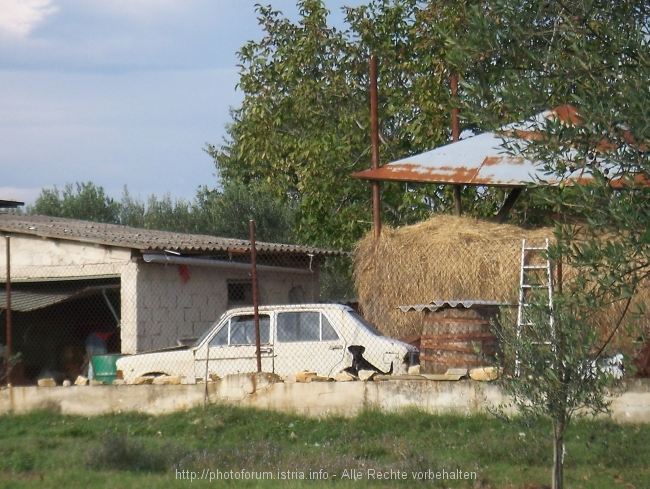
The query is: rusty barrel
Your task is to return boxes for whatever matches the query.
[420,304,500,374]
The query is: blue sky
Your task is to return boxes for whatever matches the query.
[0,0,362,206]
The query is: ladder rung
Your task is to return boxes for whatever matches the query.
[524,246,548,250]
[523,265,547,269]
[522,284,549,288]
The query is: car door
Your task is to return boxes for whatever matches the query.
[272,310,346,377]
[194,313,273,379]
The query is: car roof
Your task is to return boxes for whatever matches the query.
[225,303,353,315]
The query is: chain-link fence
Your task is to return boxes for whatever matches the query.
[0,223,423,386]
[2,215,644,387]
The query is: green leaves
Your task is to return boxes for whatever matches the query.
[208,0,511,249]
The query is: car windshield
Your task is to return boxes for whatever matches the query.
[349,311,383,337]
[193,314,225,347]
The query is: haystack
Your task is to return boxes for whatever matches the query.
[354,215,648,353]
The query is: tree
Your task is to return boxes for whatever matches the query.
[30,182,121,224]
[208,0,513,249]
[29,181,297,243]
[453,1,650,487]
[193,183,296,243]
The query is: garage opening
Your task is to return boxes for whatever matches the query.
[0,275,121,385]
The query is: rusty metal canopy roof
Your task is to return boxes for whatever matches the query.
[351,107,642,188]
[0,214,344,256]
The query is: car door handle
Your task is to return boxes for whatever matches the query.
[329,345,343,350]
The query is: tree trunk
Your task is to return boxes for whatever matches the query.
[552,422,565,489]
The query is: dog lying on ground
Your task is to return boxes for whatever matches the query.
[343,345,393,380]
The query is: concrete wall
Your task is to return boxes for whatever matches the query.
[0,234,132,270]
[133,262,319,352]
[2,377,649,423]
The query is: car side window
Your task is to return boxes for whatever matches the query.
[321,315,339,340]
[277,312,339,342]
[210,324,228,346]
[210,314,270,346]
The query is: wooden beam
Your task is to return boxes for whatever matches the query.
[493,188,522,223]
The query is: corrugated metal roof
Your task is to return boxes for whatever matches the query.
[352,107,646,188]
[399,300,513,312]
[0,285,118,312]
[0,214,344,256]
[0,200,24,209]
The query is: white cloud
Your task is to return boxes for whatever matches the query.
[0,0,58,37]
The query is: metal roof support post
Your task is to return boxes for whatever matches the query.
[249,220,262,373]
[5,236,11,386]
[451,75,461,217]
[370,54,382,244]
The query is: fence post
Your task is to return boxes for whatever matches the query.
[5,236,11,386]
[249,220,262,373]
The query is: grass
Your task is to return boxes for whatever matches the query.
[0,405,648,488]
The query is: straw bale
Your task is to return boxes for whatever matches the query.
[353,215,648,354]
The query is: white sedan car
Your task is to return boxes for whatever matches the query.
[116,304,419,383]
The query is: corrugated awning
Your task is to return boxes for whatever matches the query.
[0,285,118,312]
[399,300,513,312]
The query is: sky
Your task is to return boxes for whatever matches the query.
[0,0,362,206]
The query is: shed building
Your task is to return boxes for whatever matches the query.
[0,214,341,383]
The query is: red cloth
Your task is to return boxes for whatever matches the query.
[94,332,114,342]
[178,264,191,284]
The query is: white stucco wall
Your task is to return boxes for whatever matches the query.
[0,234,132,275]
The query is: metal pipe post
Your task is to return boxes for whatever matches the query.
[556,210,563,294]
[451,75,462,217]
[5,236,11,386]
[370,54,382,244]
[249,220,262,373]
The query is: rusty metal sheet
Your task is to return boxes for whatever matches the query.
[351,107,648,188]
[351,131,583,187]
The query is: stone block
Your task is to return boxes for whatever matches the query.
[192,294,208,309]
[143,292,160,309]
[335,371,355,382]
[295,371,317,383]
[184,308,200,322]
[358,370,376,382]
[74,375,88,386]
[168,308,184,324]
[469,367,501,381]
[38,378,56,387]
[144,320,162,336]
[176,292,192,309]
[152,376,181,385]
[152,307,169,323]
[132,376,154,385]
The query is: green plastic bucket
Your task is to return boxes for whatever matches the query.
[91,354,123,384]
